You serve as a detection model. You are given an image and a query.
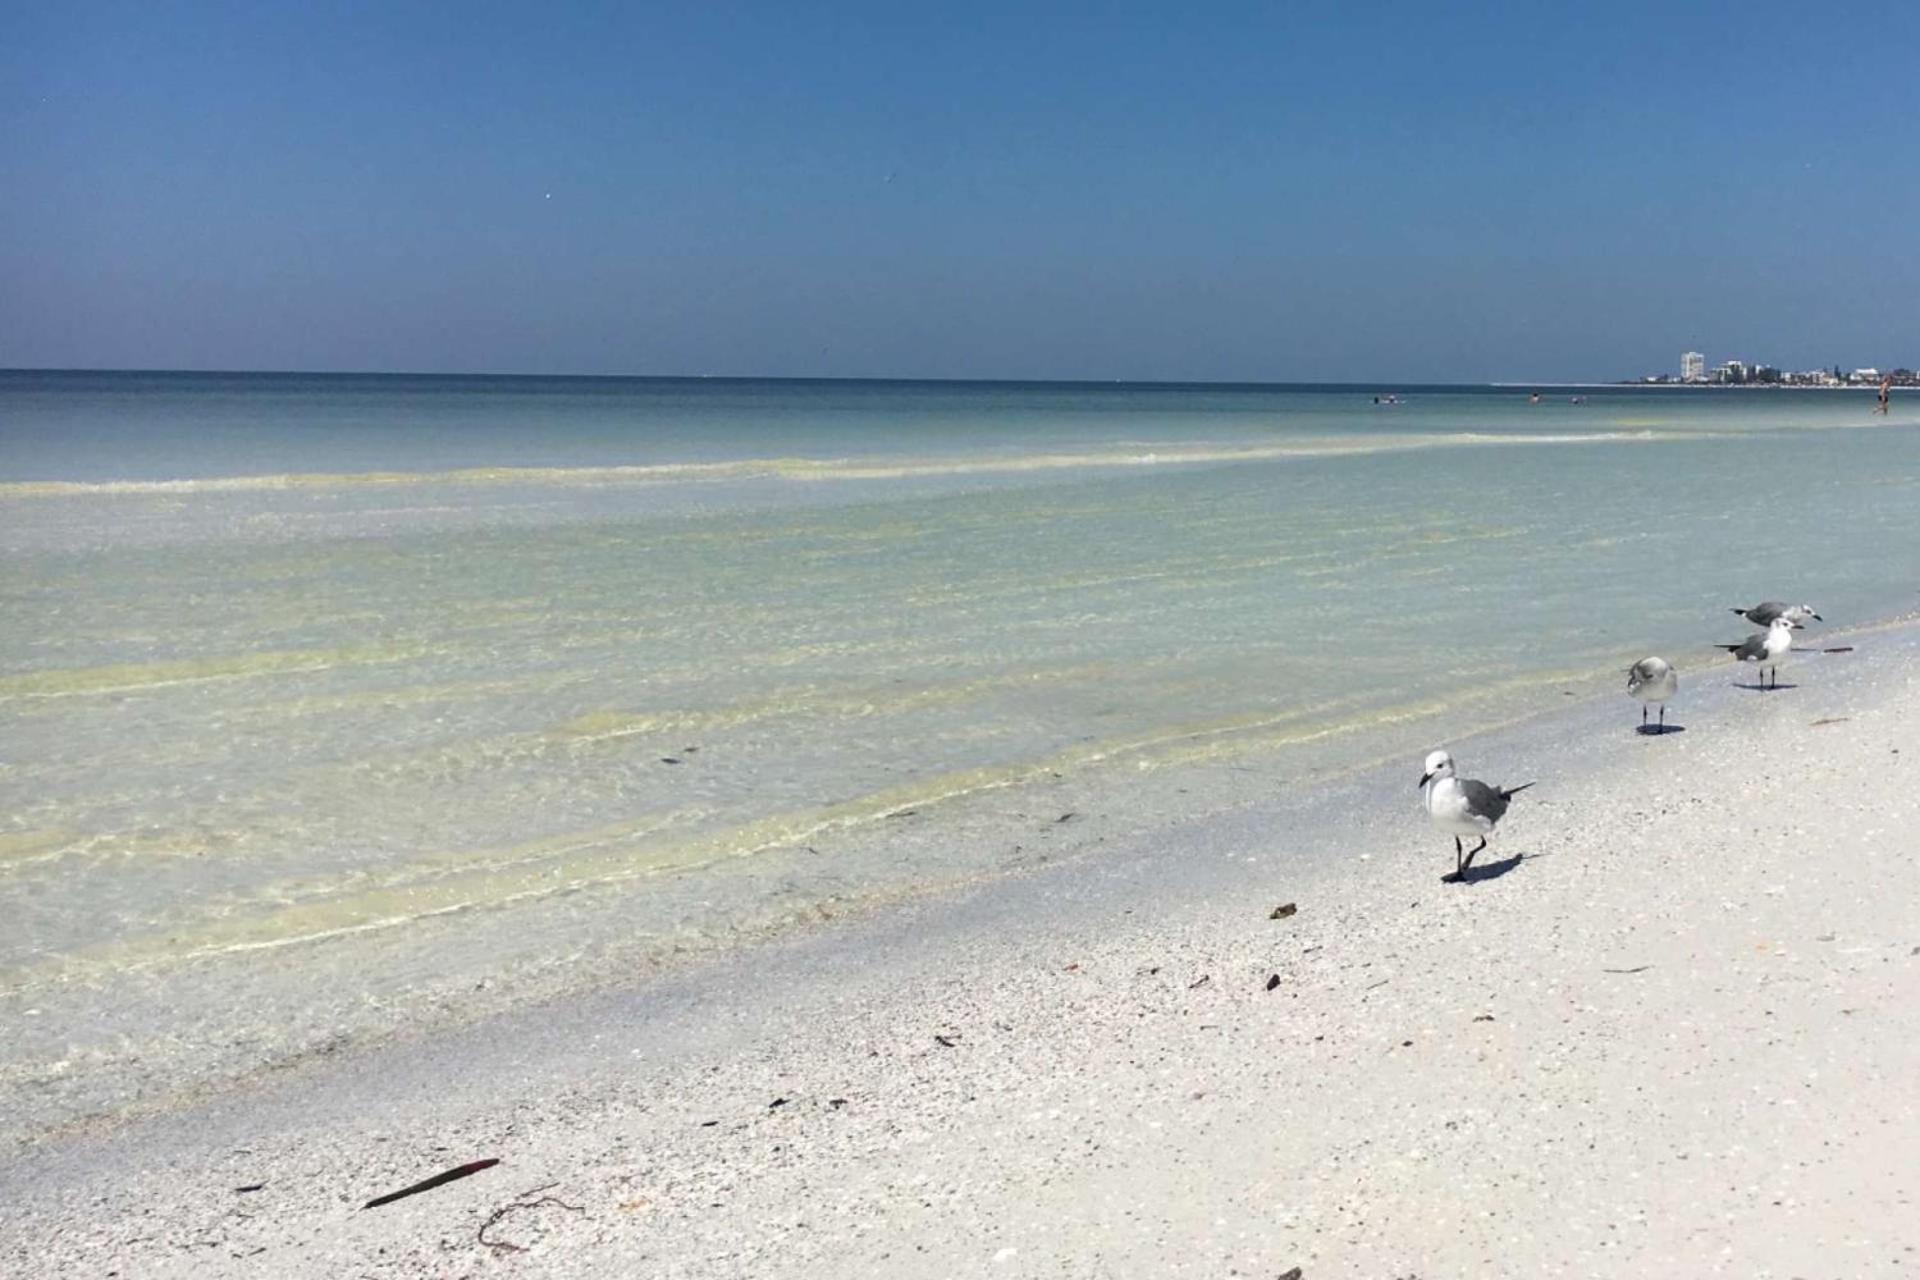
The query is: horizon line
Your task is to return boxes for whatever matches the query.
[0,365,1695,389]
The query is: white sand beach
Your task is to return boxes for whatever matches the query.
[5,623,1916,1278]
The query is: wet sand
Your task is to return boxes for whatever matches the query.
[4,623,1917,1278]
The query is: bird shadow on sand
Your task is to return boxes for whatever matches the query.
[1440,852,1526,885]
[1634,722,1686,736]
[1734,681,1797,692]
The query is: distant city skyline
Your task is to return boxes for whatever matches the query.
[1647,348,1914,387]
[4,3,1916,383]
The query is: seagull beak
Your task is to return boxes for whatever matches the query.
[1418,771,1432,788]
[1811,613,1823,621]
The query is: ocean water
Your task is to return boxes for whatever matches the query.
[3,371,1917,1138]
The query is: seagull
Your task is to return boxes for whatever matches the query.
[1717,616,1798,688]
[1419,750,1533,881]
[1730,601,1821,627]
[1626,656,1679,731]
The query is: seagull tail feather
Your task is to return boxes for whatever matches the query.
[1501,782,1535,800]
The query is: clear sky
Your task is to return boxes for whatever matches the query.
[3,2,1915,382]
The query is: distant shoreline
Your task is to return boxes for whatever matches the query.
[1600,381,1907,391]
[0,367,1906,392]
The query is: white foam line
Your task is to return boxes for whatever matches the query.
[0,430,1686,500]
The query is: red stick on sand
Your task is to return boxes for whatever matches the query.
[363,1158,501,1209]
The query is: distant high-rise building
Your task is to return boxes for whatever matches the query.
[1682,351,1705,382]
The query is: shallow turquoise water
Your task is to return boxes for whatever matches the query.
[2,373,1916,1130]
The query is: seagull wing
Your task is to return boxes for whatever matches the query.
[1458,778,1513,823]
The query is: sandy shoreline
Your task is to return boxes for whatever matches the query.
[5,623,1918,1277]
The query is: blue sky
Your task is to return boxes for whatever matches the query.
[3,2,1914,381]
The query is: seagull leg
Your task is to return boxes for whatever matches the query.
[1641,704,1648,727]
[1658,705,1667,731]
[1454,836,1463,878]
[1463,837,1487,871]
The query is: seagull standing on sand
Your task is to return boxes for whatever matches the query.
[1419,750,1533,882]
[1626,656,1679,731]
[1718,616,1798,689]
[1730,601,1821,627]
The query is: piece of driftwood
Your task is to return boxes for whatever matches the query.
[363,1158,500,1209]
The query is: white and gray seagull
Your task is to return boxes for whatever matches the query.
[1626,656,1679,731]
[1419,749,1533,882]
[1730,601,1821,627]
[1717,615,1798,689]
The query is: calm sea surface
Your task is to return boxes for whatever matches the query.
[3,371,1917,1137]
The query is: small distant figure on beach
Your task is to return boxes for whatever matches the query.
[1569,395,1586,404]
[1529,392,1542,404]
[1877,374,1892,415]
[1372,392,1400,406]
